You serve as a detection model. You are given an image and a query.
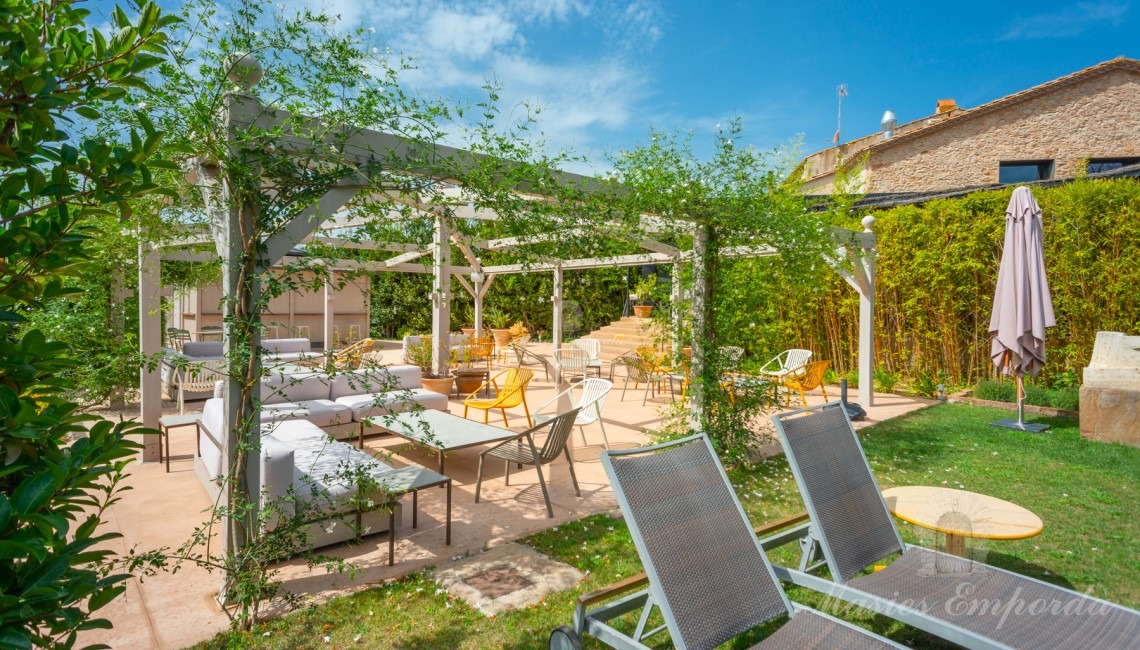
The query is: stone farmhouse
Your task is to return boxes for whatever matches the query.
[800,57,1140,195]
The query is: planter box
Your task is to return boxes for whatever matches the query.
[455,370,487,396]
[421,376,455,396]
[633,305,653,318]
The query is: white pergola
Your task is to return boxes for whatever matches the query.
[136,82,878,527]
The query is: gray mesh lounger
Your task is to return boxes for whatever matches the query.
[549,433,907,650]
[768,401,1140,650]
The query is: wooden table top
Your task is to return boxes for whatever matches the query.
[881,486,1044,541]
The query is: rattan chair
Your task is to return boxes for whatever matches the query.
[332,338,375,370]
[475,408,581,519]
[549,432,907,650]
[507,334,551,381]
[767,402,1140,650]
[782,360,829,407]
[463,368,535,427]
[534,378,613,449]
[553,347,590,384]
[170,359,225,414]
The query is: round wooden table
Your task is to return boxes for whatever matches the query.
[881,486,1043,557]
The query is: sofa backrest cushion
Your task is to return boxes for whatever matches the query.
[263,338,311,355]
[261,373,331,404]
[182,341,224,357]
[329,365,422,399]
[260,437,296,529]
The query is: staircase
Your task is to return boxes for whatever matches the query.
[580,316,662,361]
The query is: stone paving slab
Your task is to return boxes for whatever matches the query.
[433,543,585,616]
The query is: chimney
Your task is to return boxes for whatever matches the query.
[936,99,957,114]
[881,110,897,138]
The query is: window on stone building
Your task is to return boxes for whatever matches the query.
[999,160,1054,184]
[1086,157,1140,174]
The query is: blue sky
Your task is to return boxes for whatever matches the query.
[91,1,1136,174]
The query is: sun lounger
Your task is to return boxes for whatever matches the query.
[768,401,1140,650]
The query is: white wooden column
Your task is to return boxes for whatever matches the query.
[431,215,451,376]
[671,258,683,364]
[323,272,335,351]
[552,265,564,349]
[137,239,162,462]
[858,216,876,407]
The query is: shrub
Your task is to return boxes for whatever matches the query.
[874,367,901,393]
[973,380,1015,402]
[1051,388,1080,412]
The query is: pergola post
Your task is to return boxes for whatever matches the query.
[689,222,714,430]
[858,216,876,406]
[552,264,564,348]
[431,214,451,376]
[323,272,335,351]
[137,239,162,462]
[671,258,684,364]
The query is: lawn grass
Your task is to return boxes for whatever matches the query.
[195,403,1140,649]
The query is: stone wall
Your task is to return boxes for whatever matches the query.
[867,69,1140,193]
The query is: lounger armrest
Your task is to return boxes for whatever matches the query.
[576,510,811,609]
[577,574,650,609]
[754,510,809,535]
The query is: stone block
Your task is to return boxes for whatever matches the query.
[1079,385,1140,448]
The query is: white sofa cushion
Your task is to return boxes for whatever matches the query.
[260,437,296,529]
[262,420,394,508]
[335,388,449,420]
[262,338,311,355]
[260,373,332,404]
[328,365,422,400]
[260,399,353,428]
[182,341,224,357]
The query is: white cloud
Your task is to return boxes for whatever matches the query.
[421,10,520,60]
[1000,1,1129,40]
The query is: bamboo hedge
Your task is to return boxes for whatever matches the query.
[771,178,1140,388]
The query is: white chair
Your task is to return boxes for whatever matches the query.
[570,338,603,377]
[534,378,613,449]
[171,359,226,414]
[553,347,590,384]
[758,348,812,380]
[719,345,745,366]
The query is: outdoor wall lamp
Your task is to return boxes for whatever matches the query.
[471,271,485,283]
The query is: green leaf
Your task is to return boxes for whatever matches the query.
[11,473,57,515]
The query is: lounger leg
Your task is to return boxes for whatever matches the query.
[504,459,510,486]
[475,454,485,503]
[564,447,581,497]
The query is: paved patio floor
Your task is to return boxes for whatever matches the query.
[80,341,935,649]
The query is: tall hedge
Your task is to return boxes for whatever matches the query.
[788,178,1140,387]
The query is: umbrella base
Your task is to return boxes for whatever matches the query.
[991,418,1049,432]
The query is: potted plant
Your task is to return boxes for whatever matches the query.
[460,305,476,337]
[407,341,454,396]
[632,275,657,318]
[452,345,487,395]
[484,305,513,347]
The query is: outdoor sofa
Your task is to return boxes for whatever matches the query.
[161,337,325,400]
[200,418,405,550]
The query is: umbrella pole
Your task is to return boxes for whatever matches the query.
[990,354,1049,432]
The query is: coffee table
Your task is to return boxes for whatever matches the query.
[367,410,520,476]
[372,465,452,566]
[881,486,1043,557]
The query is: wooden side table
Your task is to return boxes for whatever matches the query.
[373,465,452,566]
[882,486,1043,557]
[157,413,203,473]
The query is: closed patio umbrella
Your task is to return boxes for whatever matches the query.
[989,186,1055,431]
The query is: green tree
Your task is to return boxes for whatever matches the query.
[602,122,830,461]
[0,1,178,647]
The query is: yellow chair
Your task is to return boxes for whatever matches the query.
[464,368,535,427]
[783,360,830,407]
[332,338,375,370]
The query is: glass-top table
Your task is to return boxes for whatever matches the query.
[365,409,520,476]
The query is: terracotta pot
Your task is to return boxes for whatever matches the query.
[461,328,476,336]
[491,328,512,346]
[421,376,454,396]
[633,305,653,318]
[455,371,486,395]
